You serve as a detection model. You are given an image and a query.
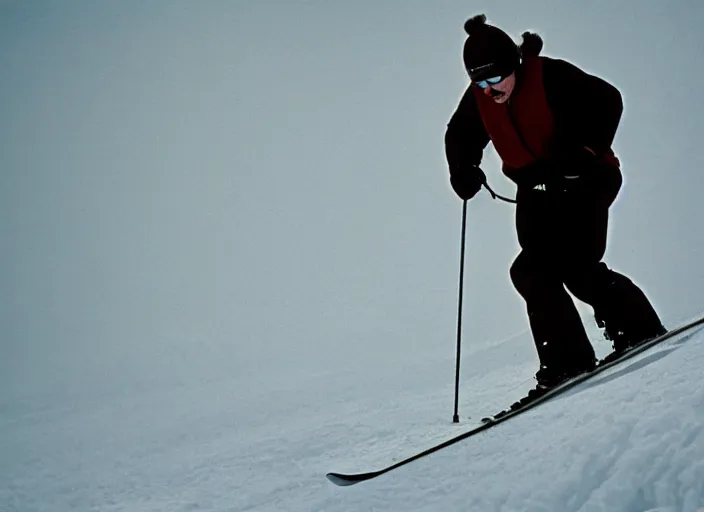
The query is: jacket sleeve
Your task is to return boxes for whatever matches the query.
[444,88,491,175]
[542,58,623,154]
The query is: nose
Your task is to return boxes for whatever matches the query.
[483,87,494,97]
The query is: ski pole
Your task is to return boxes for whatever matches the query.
[453,199,468,423]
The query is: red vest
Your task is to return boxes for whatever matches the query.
[473,56,553,172]
[473,56,620,172]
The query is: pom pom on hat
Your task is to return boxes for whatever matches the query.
[464,14,487,35]
[519,31,544,57]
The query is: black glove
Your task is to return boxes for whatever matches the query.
[450,166,486,200]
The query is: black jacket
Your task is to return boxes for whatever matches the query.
[445,57,624,177]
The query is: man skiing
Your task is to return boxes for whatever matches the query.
[445,14,666,393]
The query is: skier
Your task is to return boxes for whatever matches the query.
[445,14,666,393]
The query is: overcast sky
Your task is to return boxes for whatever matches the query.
[2,1,703,402]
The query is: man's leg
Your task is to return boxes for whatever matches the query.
[565,264,666,352]
[510,251,596,386]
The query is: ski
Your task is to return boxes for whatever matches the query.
[326,314,704,487]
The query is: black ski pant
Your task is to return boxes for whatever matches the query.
[509,163,664,373]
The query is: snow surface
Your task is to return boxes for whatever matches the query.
[3,315,704,512]
[3,3,704,512]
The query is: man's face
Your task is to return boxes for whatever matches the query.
[477,72,516,104]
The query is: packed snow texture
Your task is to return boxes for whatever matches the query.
[3,317,704,511]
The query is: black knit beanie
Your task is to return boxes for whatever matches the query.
[463,14,520,82]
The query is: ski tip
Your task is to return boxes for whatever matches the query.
[326,472,362,486]
[326,473,354,486]
[326,470,381,486]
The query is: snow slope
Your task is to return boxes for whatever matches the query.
[324,318,704,512]
[3,3,704,512]
[3,316,704,512]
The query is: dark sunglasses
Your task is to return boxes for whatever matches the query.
[475,76,504,89]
